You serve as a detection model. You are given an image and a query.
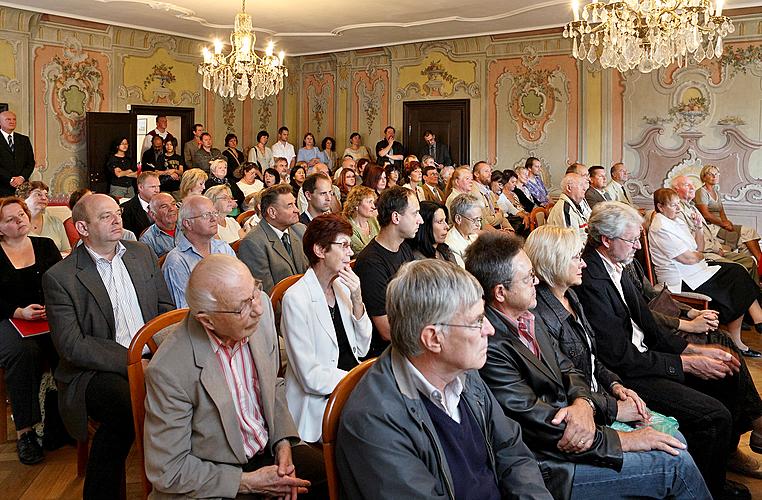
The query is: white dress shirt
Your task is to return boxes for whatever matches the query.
[597,250,648,353]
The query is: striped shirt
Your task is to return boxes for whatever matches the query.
[207,333,269,458]
[84,242,145,348]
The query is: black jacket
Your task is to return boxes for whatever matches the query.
[0,132,35,196]
[480,305,623,500]
[121,195,152,237]
[574,247,688,381]
[533,284,622,424]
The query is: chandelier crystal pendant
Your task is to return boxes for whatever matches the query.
[562,0,734,73]
[197,0,288,100]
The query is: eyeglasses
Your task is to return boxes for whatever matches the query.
[329,241,352,250]
[96,208,123,222]
[187,211,220,221]
[199,281,263,315]
[435,316,486,330]
[521,270,539,285]
[461,215,483,226]
[615,234,641,246]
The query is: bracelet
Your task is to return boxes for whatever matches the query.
[580,397,596,416]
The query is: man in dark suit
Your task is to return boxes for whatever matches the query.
[419,130,453,167]
[144,255,326,498]
[584,165,612,209]
[575,201,758,498]
[238,184,309,294]
[0,111,35,196]
[121,171,160,237]
[299,173,332,225]
[43,193,174,499]
[375,125,405,169]
[465,231,708,499]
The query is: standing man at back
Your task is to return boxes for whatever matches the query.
[419,129,453,167]
[272,126,296,168]
[0,110,35,196]
[141,115,175,156]
[375,126,405,169]
[183,123,204,165]
[354,186,422,358]
[43,193,174,499]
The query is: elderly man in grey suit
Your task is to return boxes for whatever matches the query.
[238,184,309,293]
[143,254,327,498]
[43,193,173,500]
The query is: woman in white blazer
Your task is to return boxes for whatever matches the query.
[281,213,372,442]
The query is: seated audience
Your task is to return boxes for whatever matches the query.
[605,162,634,206]
[236,161,266,198]
[444,193,481,268]
[420,164,445,203]
[695,164,762,273]
[0,196,65,464]
[299,173,333,225]
[343,185,379,254]
[499,169,532,233]
[443,166,474,217]
[355,158,369,183]
[64,188,91,247]
[648,188,762,354]
[513,165,539,213]
[158,136,183,192]
[332,156,356,182]
[354,186,421,359]
[289,164,306,199]
[363,164,387,196]
[547,173,591,241]
[336,259,553,500]
[671,175,757,281]
[106,137,137,198]
[274,156,291,184]
[16,181,70,252]
[296,163,341,214]
[43,193,173,499]
[262,167,281,189]
[524,156,550,206]
[238,184,309,294]
[401,160,425,200]
[439,164,454,193]
[221,133,245,180]
[575,201,762,498]
[384,164,401,188]
[336,166,357,204]
[585,165,613,209]
[472,161,513,230]
[144,255,327,498]
[121,171,160,237]
[162,194,235,308]
[204,185,245,243]
[139,192,180,257]
[178,168,208,204]
[140,135,164,172]
[409,200,456,264]
[281,214,371,443]
[205,158,244,211]
[467,231,709,499]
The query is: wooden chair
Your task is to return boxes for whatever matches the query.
[269,274,303,311]
[230,238,242,254]
[127,308,190,499]
[157,254,167,269]
[236,209,256,226]
[528,206,546,231]
[322,358,376,500]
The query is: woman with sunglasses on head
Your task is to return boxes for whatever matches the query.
[281,213,371,443]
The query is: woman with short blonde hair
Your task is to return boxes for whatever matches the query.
[343,186,379,254]
[178,168,208,201]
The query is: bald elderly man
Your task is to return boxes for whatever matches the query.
[0,111,35,196]
[144,254,327,499]
[43,193,173,499]
[547,173,591,242]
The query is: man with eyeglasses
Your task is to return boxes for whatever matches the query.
[42,193,174,499]
[576,201,755,499]
[444,193,482,268]
[144,254,328,499]
[337,259,552,500]
[465,230,709,499]
[162,195,235,308]
[548,173,592,242]
[421,164,445,203]
[140,192,181,257]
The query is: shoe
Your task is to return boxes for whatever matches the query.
[728,451,762,479]
[719,479,751,500]
[740,348,762,358]
[16,431,43,465]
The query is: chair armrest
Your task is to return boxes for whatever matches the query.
[670,292,711,310]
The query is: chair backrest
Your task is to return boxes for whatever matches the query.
[157,254,167,269]
[322,358,376,500]
[636,224,655,285]
[127,308,189,499]
[236,209,256,225]
[528,206,545,231]
[269,274,303,310]
[230,239,242,254]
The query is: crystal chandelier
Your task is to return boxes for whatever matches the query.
[563,0,734,73]
[198,0,288,100]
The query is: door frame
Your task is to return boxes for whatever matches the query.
[402,99,470,166]
[129,104,195,149]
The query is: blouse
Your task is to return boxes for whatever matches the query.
[237,179,265,198]
[32,212,71,252]
[248,145,274,170]
[342,146,372,162]
[648,212,719,292]
[296,147,326,165]
[329,303,358,371]
[349,217,380,255]
[0,236,61,320]
[217,217,243,244]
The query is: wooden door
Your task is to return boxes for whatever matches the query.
[129,105,196,156]
[402,99,470,166]
[85,112,135,193]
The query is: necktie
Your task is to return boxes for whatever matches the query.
[603,191,612,201]
[622,184,631,203]
[281,232,294,259]
[432,185,441,201]
[7,134,14,153]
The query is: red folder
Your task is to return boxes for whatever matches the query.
[9,318,50,337]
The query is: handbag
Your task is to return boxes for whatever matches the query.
[647,286,681,318]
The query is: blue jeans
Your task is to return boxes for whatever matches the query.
[570,432,710,499]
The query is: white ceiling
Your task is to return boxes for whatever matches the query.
[3,0,761,56]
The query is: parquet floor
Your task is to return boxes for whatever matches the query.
[2,328,762,499]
